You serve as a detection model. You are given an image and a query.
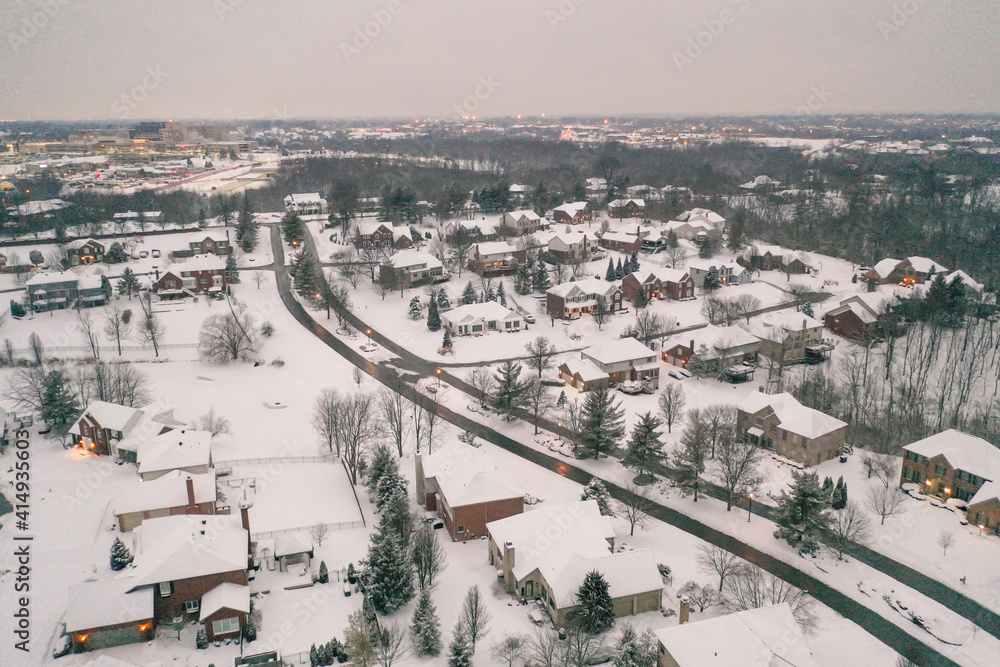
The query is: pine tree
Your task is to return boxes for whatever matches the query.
[427,298,442,331]
[198,207,207,229]
[623,258,632,276]
[533,259,551,291]
[666,230,679,248]
[484,284,496,302]
[605,257,616,281]
[832,477,847,510]
[577,386,626,459]
[629,251,640,273]
[411,589,442,656]
[447,623,473,667]
[318,560,329,584]
[226,253,240,284]
[380,487,414,548]
[634,290,648,309]
[493,360,527,420]
[236,196,258,252]
[581,479,615,516]
[110,537,133,571]
[41,369,80,431]
[576,570,615,634]
[556,390,566,407]
[409,296,422,320]
[615,258,625,279]
[702,270,720,292]
[613,624,658,667]
[436,288,450,311]
[672,421,709,501]
[367,443,397,496]
[462,281,478,305]
[116,268,141,300]
[801,301,815,318]
[363,529,415,614]
[442,328,454,349]
[282,211,306,246]
[623,412,663,481]
[496,281,507,307]
[293,251,320,301]
[822,476,834,496]
[773,470,832,551]
[515,262,532,294]
[375,467,407,512]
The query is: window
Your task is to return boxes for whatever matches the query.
[904,467,915,481]
[755,417,763,426]
[781,430,788,441]
[457,526,465,534]
[158,581,172,597]
[905,451,919,462]
[935,464,948,476]
[184,600,200,613]
[769,423,777,432]
[211,617,240,635]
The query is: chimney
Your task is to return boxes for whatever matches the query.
[504,541,515,570]
[240,505,251,533]
[185,475,197,511]
[759,384,765,394]
[679,595,690,624]
[689,339,694,353]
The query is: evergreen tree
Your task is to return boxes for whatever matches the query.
[629,252,640,273]
[702,270,720,292]
[104,242,128,264]
[493,360,527,420]
[581,479,615,516]
[447,623,473,667]
[436,288,450,311]
[773,470,831,551]
[226,253,240,284]
[293,251,320,300]
[831,477,847,510]
[41,368,80,431]
[116,267,141,300]
[622,258,632,276]
[282,211,306,246]
[822,476,834,495]
[318,561,329,584]
[577,386,626,459]
[363,528,415,614]
[442,328,454,349]
[109,536,134,571]
[409,296,422,320]
[698,239,714,259]
[633,290,648,309]
[484,284,496,302]
[411,589,442,657]
[533,258,551,291]
[198,207,207,229]
[672,421,709,501]
[623,412,663,481]
[375,466,408,513]
[605,257,616,281]
[556,390,566,407]
[801,301,814,318]
[515,262,532,294]
[615,258,625,279]
[380,487,414,547]
[367,444,397,497]
[462,281,478,305]
[496,281,507,307]
[236,196,259,252]
[427,298,442,331]
[613,624,658,667]
[576,570,615,634]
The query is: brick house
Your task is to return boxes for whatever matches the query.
[599,230,642,254]
[661,325,760,369]
[154,254,226,298]
[737,390,848,466]
[900,430,1000,533]
[66,579,155,652]
[487,501,662,628]
[184,233,231,257]
[607,198,646,219]
[500,210,543,235]
[466,241,525,276]
[547,231,594,263]
[622,268,694,303]
[199,582,250,641]
[115,471,217,532]
[552,201,591,224]
[823,293,888,340]
[353,221,395,248]
[546,279,623,319]
[379,251,444,289]
[415,442,523,541]
[742,312,825,364]
[65,238,105,266]
[69,401,173,457]
[864,256,948,285]
[581,338,659,388]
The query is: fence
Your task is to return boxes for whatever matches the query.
[214,455,329,467]
[10,342,198,355]
[251,520,365,541]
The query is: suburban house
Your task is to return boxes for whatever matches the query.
[581,338,659,388]
[552,201,591,224]
[865,256,948,285]
[608,198,647,218]
[487,501,663,627]
[415,442,523,541]
[441,302,523,336]
[466,241,525,276]
[622,268,694,303]
[687,260,751,288]
[740,244,812,273]
[188,232,231,256]
[737,390,848,465]
[199,582,251,641]
[69,401,181,458]
[126,514,249,621]
[154,254,226,298]
[599,230,642,254]
[662,218,713,241]
[283,193,328,215]
[66,578,155,652]
[26,272,109,312]
[661,325,759,372]
[500,210,544,235]
[444,219,497,243]
[675,207,725,229]
[65,238,105,265]
[823,293,889,340]
[548,231,594,263]
[900,429,1000,533]
[115,471,217,532]
[353,221,395,248]
[585,177,608,198]
[743,311,827,364]
[558,357,610,392]
[379,250,444,288]
[136,429,213,481]
[653,603,822,667]
[546,279,623,319]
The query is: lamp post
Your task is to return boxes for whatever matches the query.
[747,493,754,522]
[366,328,372,347]
[436,368,442,389]
[980,524,986,538]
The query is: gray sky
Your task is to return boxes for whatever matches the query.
[2,0,998,121]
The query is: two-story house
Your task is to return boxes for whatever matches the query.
[823,293,889,340]
[607,198,646,219]
[379,250,444,289]
[353,221,395,248]
[65,238,105,266]
[444,219,497,243]
[26,271,80,312]
[742,312,824,364]
[737,390,848,466]
[283,193,328,215]
[154,254,226,298]
[581,338,659,388]
[69,401,184,458]
[864,256,948,285]
[687,260,751,288]
[546,279,623,319]
[183,233,231,257]
[499,210,544,235]
[466,242,525,276]
[661,325,760,370]
[552,201,591,225]
[622,268,694,303]
[547,231,594,263]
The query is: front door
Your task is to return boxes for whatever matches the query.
[526,581,534,598]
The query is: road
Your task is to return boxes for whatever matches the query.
[271,224,972,666]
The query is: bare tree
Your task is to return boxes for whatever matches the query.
[373,622,409,667]
[702,404,736,458]
[5,366,48,413]
[353,366,365,387]
[664,244,686,269]
[490,634,526,667]
[76,311,101,360]
[619,483,653,536]
[560,629,608,667]
[864,484,907,525]
[198,406,232,437]
[722,564,817,632]
[312,388,341,454]
[103,305,132,356]
[524,377,556,435]
[377,382,410,457]
[696,544,743,591]
[937,529,955,556]
[89,361,152,407]
[28,332,44,365]
[420,384,443,454]
[633,310,669,344]
[526,629,562,667]
[199,306,260,363]
[335,392,379,484]
[411,523,448,589]
[253,270,266,289]
[137,292,164,358]
[591,301,611,330]
[310,522,329,547]
[338,259,365,289]
[657,384,686,433]
[700,296,729,325]
[860,451,898,488]
[732,294,762,324]
[467,367,496,407]
[524,336,556,377]
[828,501,871,560]
[713,435,764,511]
[460,585,492,647]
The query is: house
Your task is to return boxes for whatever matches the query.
[607,198,646,218]
[661,325,759,370]
[581,338,659,388]
[585,178,607,198]
[622,268,694,303]
[548,231,594,263]
[900,429,1000,533]
[441,302,523,336]
[653,603,823,667]
[66,579,155,652]
[823,293,888,340]
[552,201,591,224]
[742,311,825,364]
[558,357,610,392]
[68,401,174,457]
[136,429,213,480]
[184,233,231,257]
[599,230,642,254]
[392,226,414,250]
[199,582,250,641]
[283,193,328,215]
[78,275,110,308]
[487,501,662,627]
[154,254,226,298]
[741,244,790,272]
[546,279,623,319]
[737,390,848,466]
[674,207,725,229]
[687,260,751,288]
[126,514,249,621]
[26,271,109,312]
[738,175,783,191]
[415,442,523,541]
[115,471,217,532]
[500,210,544,235]
[864,256,948,285]
[466,241,525,276]
[379,250,444,288]
[662,218,714,241]
[353,221,395,248]
[273,533,315,572]
[65,238,105,265]
[444,219,497,243]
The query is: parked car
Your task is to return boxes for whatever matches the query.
[618,381,644,395]
[523,314,536,324]
[139,250,149,258]
[151,249,161,258]
[668,370,684,380]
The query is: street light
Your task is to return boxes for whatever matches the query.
[366,328,372,347]
[747,493,754,522]
[436,368,442,389]
[980,524,986,537]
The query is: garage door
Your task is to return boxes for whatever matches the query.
[89,625,143,650]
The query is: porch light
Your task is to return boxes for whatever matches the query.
[945,488,951,494]
[77,635,88,642]
[140,624,150,632]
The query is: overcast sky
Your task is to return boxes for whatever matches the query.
[2,0,998,121]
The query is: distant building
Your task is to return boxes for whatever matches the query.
[864,256,947,285]
[552,201,591,224]
[500,210,544,235]
[742,311,825,364]
[65,238,105,265]
[737,390,847,466]
[622,267,694,302]
[379,250,444,288]
[283,193,328,215]
[607,198,646,218]
[444,219,497,243]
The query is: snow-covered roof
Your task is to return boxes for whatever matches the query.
[906,256,947,275]
[284,192,325,205]
[136,429,212,475]
[825,301,878,325]
[176,253,225,272]
[607,198,645,207]
[653,604,821,667]
[664,218,714,234]
[742,311,823,340]
[470,241,517,257]
[128,514,247,587]
[943,270,983,292]
[548,231,588,247]
[66,579,154,632]
[546,549,662,609]
[388,250,442,270]
[629,267,690,285]
[504,209,541,221]
[687,259,746,275]
[421,442,522,507]
[15,199,68,216]
[441,302,520,326]
[78,274,104,290]
[582,338,657,366]
[676,207,725,225]
[115,471,216,516]
[599,230,639,244]
[903,430,1000,482]
[662,324,758,353]
[65,237,102,250]
[741,391,847,440]
[561,357,610,383]
[274,533,314,558]
[25,270,78,287]
[554,201,589,216]
[872,258,901,278]
[199,582,250,621]
[970,479,1000,507]
[69,401,145,435]
[115,409,186,453]
[547,278,620,299]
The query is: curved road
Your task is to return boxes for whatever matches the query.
[270,225,974,666]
